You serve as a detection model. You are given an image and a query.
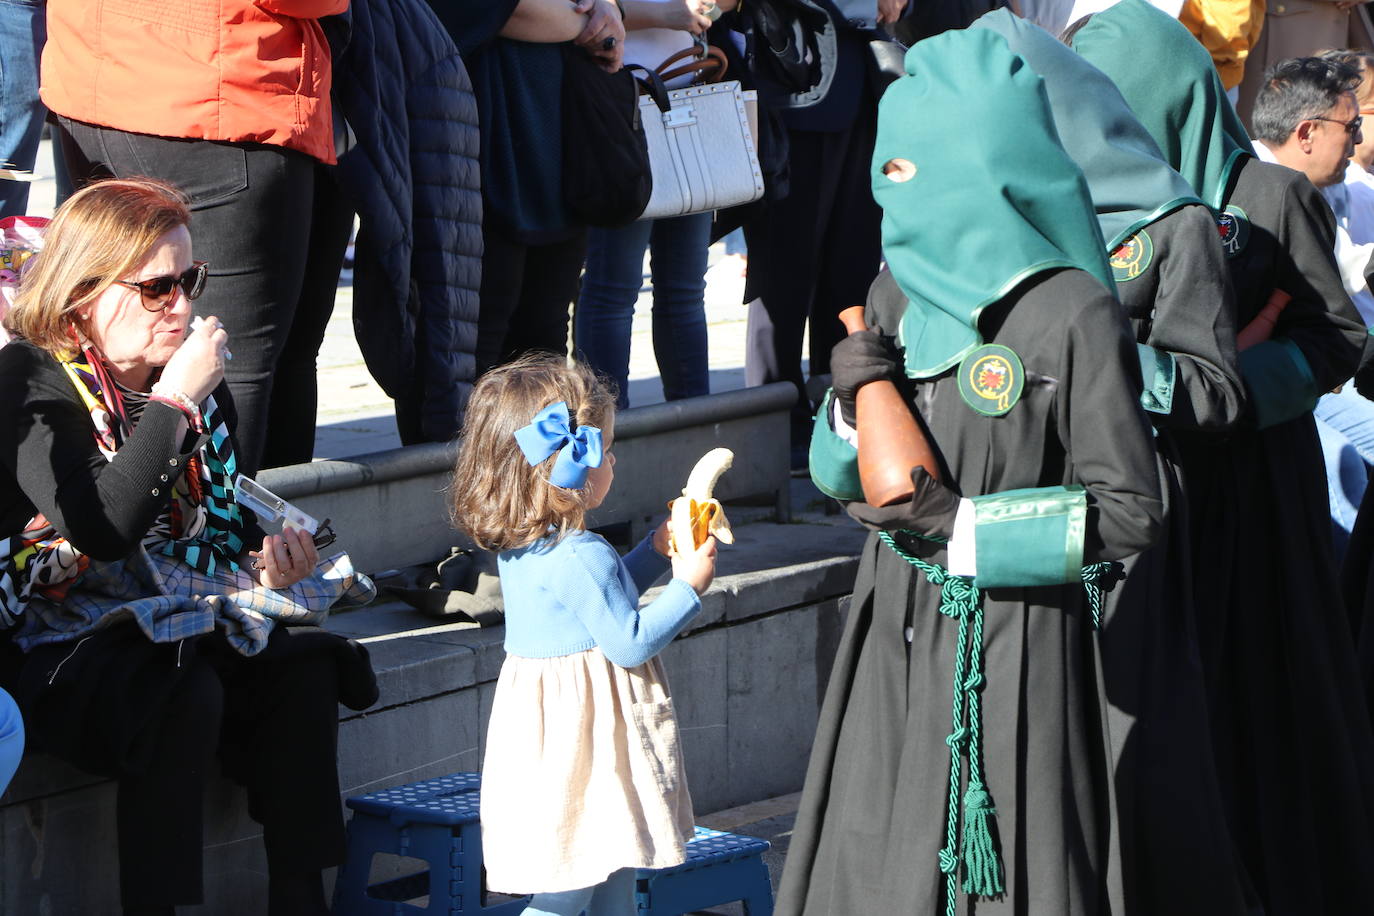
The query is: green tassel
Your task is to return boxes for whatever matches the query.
[960,783,1005,896]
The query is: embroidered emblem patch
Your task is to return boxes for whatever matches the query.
[1109,230,1153,281]
[1216,205,1250,258]
[957,344,1024,417]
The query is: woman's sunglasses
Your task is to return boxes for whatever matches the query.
[114,261,210,311]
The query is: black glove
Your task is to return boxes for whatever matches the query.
[847,468,960,539]
[831,330,899,428]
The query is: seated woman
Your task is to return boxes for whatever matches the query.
[0,178,377,916]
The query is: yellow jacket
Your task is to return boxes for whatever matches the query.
[1181,0,1267,89]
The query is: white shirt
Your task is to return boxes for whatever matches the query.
[1254,140,1374,327]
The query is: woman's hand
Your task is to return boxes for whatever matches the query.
[658,0,713,33]
[877,0,909,23]
[671,533,717,596]
[574,0,626,70]
[158,315,228,403]
[249,526,319,590]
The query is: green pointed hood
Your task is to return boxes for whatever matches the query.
[973,9,1201,250]
[1070,0,1252,210]
[876,28,1114,379]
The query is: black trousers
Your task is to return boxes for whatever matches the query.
[17,624,346,909]
[56,119,354,474]
[743,110,883,448]
[475,220,588,376]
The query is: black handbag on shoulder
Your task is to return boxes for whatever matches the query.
[561,47,653,227]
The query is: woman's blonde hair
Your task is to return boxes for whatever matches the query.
[451,354,617,551]
[4,177,191,357]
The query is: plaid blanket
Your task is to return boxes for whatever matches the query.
[14,545,375,656]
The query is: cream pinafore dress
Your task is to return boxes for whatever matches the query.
[482,648,694,893]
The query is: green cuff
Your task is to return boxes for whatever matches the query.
[971,485,1087,589]
[1239,338,1319,430]
[1136,343,1175,415]
[808,391,864,501]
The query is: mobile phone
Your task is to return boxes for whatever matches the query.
[232,474,336,549]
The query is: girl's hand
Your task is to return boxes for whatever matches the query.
[250,526,319,590]
[671,534,717,596]
[652,518,673,557]
[159,315,228,403]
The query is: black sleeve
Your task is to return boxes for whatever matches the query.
[1144,206,1246,431]
[1059,283,1165,563]
[0,346,202,561]
[424,0,521,55]
[1274,175,1368,391]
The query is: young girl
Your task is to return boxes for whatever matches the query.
[451,354,717,915]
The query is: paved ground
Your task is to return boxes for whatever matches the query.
[22,139,786,461]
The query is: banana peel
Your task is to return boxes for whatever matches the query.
[669,447,735,552]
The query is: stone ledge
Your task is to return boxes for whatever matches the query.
[1,513,864,805]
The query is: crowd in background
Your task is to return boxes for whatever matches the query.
[8,0,1374,913]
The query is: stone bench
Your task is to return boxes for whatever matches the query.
[0,508,863,913]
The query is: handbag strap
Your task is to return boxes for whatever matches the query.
[627,63,673,113]
[654,44,730,84]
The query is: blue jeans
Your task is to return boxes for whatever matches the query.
[523,868,637,916]
[0,0,46,218]
[1314,384,1374,558]
[575,213,711,409]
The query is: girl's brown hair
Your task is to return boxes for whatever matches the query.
[451,354,616,551]
[4,177,191,357]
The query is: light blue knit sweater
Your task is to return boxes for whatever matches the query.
[497,529,701,668]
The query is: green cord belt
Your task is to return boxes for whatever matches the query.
[878,530,1116,913]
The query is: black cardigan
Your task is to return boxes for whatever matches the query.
[0,339,251,562]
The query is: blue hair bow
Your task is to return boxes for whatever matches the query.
[513,401,604,488]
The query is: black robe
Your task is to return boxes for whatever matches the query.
[1097,203,1254,913]
[1174,156,1374,914]
[778,267,1163,914]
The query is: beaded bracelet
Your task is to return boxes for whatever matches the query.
[149,387,204,432]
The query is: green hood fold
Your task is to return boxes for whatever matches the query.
[974,9,1201,250]
[876,28,1113,379]
[1069,0,1252,210]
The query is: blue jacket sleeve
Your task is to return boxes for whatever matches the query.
[563,538,701,668]
[621,536,672,594]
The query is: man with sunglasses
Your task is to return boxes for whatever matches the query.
[1253,55,1364,189]
[1253,56,1374,558]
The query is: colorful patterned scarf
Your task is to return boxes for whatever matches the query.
[0,349,247,628]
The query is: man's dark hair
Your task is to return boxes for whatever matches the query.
[1252,56,1361,144]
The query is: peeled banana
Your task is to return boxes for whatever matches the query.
[669,447,735,552]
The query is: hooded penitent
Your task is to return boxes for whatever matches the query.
[876,28,1114,380]
[1069,0,1252,210]
[973,9,1201,251]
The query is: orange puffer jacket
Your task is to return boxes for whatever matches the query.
[40,0,346,164]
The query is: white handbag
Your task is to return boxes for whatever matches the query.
[635,74,765,221]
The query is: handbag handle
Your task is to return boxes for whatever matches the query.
[627,63,673,114]
[655,44,730,84]
[662,45,736,84]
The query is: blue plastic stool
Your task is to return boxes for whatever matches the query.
[335,772,775,916]
[332,772,530,915]
[635,827,774,916]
